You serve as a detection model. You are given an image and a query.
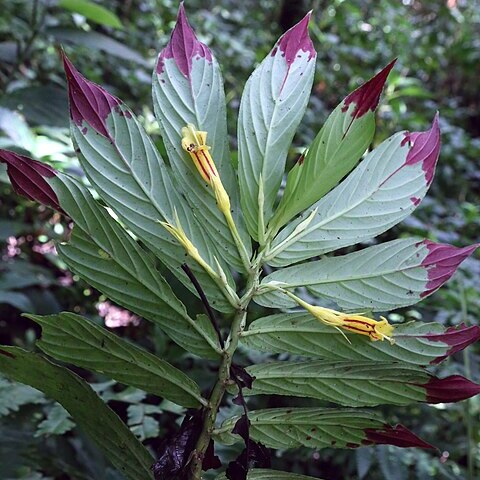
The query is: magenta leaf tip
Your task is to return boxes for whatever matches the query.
[274,11,316,65]
[420,375,480,403]
[0,150,62,212]
[426,323,480,364]
[343,58,397,119]
[363,424,435,450]
[403,113,441,185]
[62,51,120,137]
[420,240,478,298]
[156,3,212,78]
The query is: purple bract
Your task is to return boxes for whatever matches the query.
[403,112,441,185]
[420,375,480,403]
[273,11,315,65]
[425,323,480,364]
[363,424,435,449]
[420,240,478,297]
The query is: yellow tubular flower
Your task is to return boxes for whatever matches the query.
[211,175,231,215]
[181,124,251,270]
[181,124,231,215]
[159,210,204,266]
[181,124,218,184]
[317,309,394,343]
[282,290,395,343]
[160,210,241,309]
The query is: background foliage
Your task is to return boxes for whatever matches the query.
[0,0,479,479]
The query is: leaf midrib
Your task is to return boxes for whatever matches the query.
[267,256,425,289]
[271,133,409,257]
[60,174,219,352]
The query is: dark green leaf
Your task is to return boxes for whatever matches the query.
[29,312,206,408]
[0,346,154,479]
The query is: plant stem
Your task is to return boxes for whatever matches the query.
[188,246,260,479]
[189,308,247,479]
[224,209,252,273]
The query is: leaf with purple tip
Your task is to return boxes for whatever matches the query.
[152,4,250,271]
[272,60,396,230]
[0,150,220,358]
[257,238,477,311]
[268,115,441,267]
[241,312,480,366]
[215,408,434,450]
[362,424,434,450]
[237,12,316,241]
[0,150,62,212]
[62,53,235,313]
[240,360,480,407]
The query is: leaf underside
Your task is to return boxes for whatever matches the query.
[215,408,382,449]
[242,360,429,406]
[241,313,466,366]
[52,173,220,358]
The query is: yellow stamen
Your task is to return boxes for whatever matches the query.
[282,290,395,343]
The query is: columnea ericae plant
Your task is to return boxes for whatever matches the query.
[1,5,479,480]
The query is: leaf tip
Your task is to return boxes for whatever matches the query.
[403,114,441,185]
[62,52,120,137]
[420,375,480,403]
[427,323,480,364]
[273,11,316,65]
[420,240,478,298]
[157,3,212,78]
[363,424,435,450]
[342,58,396,118]
[0,150,62,212]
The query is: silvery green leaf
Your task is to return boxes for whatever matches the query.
[241,312,480,365]
[241,360,480,406]
[0,150,221,358]
[152,5,250,270]
[62,53,235,312]
[271,61,395,230]
[267,116,441,267]
[214,407,433,450]
[257,238,477,311]
[237,13,316,241]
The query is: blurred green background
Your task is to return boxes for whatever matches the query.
[0,0,479,479]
